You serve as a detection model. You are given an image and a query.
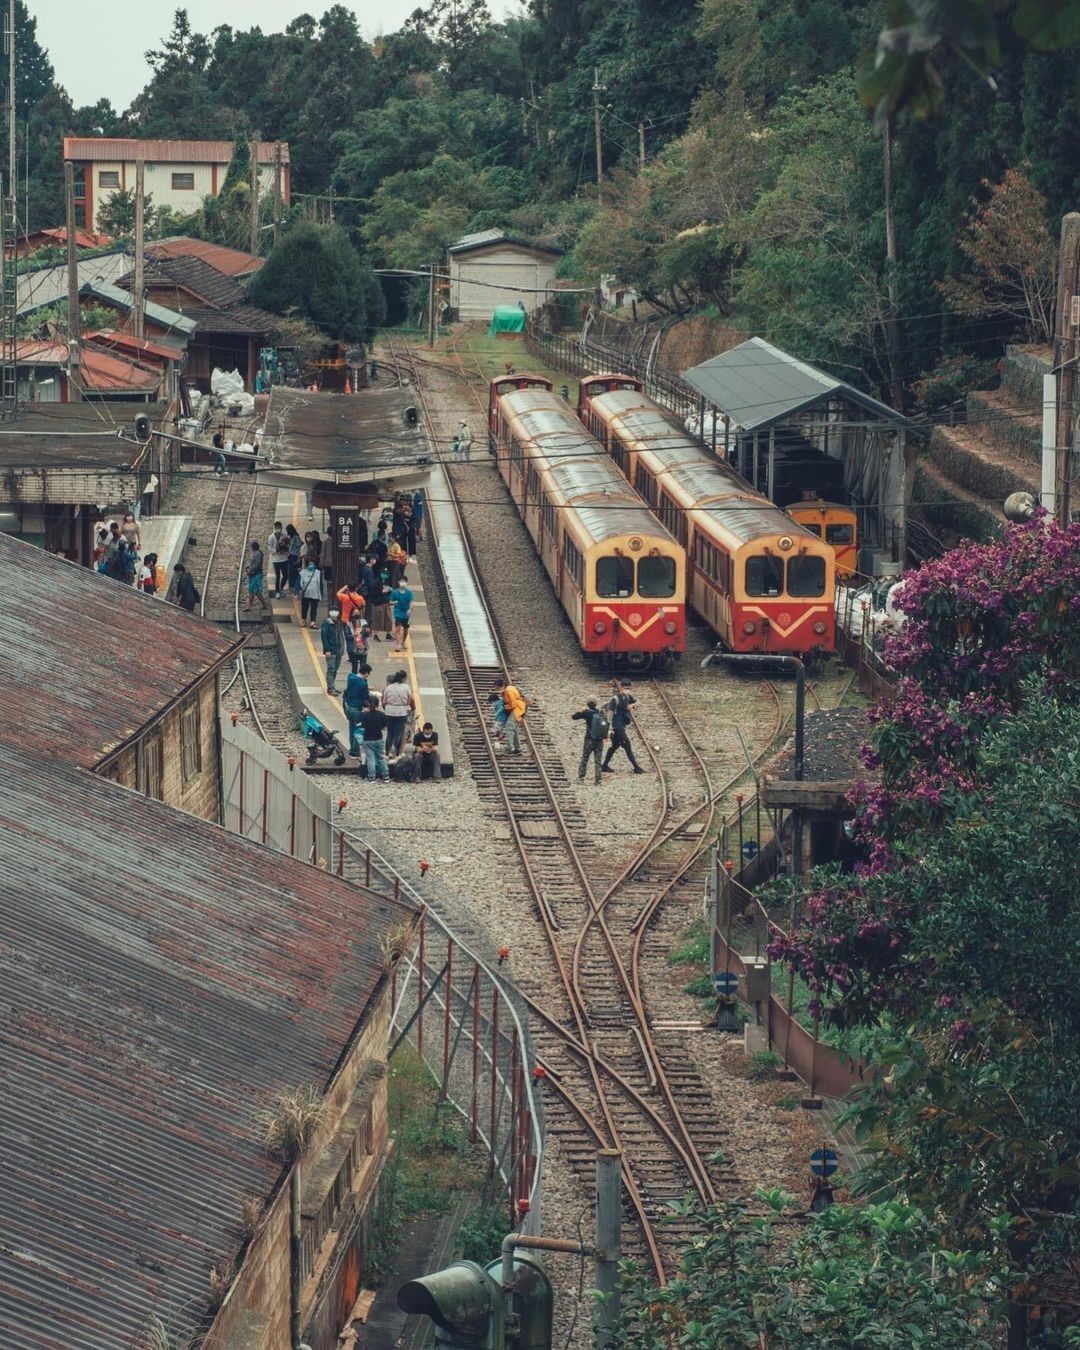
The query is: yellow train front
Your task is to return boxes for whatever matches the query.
[786,499,859,579]
[580,379,836,657]
[490,377,686,669]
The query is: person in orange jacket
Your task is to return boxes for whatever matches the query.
[336,583,365,626]
[494,678,527,755]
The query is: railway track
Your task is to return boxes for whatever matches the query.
[385,329,788,1278]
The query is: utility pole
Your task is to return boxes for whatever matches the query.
[1053,212,1080,527]
[272,140,282,247]
[592,68,606,203]
[881,118,904,413]
[248,138,259,255]
[594,1149,622,1347]
[64,159,81,401]
[132,158,145,339]
[638,122,646,172]
[1,0,17,417]
[6,0,14,196]
[427,263,436,348]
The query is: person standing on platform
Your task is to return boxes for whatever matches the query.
[336,582,365,627]
[382,669,415,758]
[343,663,371,756]
[320,606,345,695]
[572,698,609,785]
[389,576,414,653]
[362,554,389,640]
[494,678,527,755]
[268,522,290,596]
[174,563,200,611]
[244,539,268,612]
[412,489,425,544]
[286,524,303,593]
[371,522,389,567]
[299,557,323,627]
[386,537,406,589]
[602,680,645,775]
[358,696,390,781]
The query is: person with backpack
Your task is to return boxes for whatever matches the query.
[343,663,371,757]
[268,522,290,596]
[495,678,527,755]
[602,680,645,775]
[174,563,200,612]
[572,698,609,785]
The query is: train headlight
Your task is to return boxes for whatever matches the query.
[742,621,756,635]
[663,620,677,635]
[813,621,827,635]
[593,619,608,635]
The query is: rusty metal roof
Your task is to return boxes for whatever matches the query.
[0,401,170,468]
[16,339,162,394]
[261,386,430,477]
[148,237,265,278]
[0,531,241,764]
[0,743,412,1347]
[117,256,278,335]
[63,137,290,165]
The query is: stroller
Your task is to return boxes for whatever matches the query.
[304,713,347,767]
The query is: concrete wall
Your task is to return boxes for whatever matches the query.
[203,1182,293,1350]
[450,245,557,320]
[90,160,282,222]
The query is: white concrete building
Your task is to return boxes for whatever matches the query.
[63,138,290,234]
[447,230,560,321]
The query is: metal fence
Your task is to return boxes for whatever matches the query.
[219,716,544,1232]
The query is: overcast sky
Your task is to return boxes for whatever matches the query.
[31,0,522,111]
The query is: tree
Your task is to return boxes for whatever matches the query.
[770,520,1080,1338]
[248,220,378,342]
[940,166,1056,343]
[96,186,156,238]
[618,1190,1010,1347]
[129,8,222,134]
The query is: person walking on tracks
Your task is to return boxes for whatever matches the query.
[358,696,390,782]
[494,678,527,755]
[174,562,200,612]
[573,698,609,785]
[456,420,473,462]
[321,606,346,695]
[244,540,268,613]
[602,680,645,775]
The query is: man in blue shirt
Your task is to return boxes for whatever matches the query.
[389,577,414,654]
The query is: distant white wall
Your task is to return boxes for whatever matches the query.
[450,245,558,321]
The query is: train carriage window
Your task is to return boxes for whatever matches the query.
[638,555,676,598]
[826,522,854,545]
[527,465,540,501]
[596,555,634,597]
[563,536,583,586]
[745,555,785,597]
[612,442,630,475]
[787,554,826,597]
[510,436,523,463]
[542,496,558,538]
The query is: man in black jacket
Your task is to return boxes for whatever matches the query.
[603,680,645,775]
[358,697,390,781]
[174,563,200,612]
[572,698,608,785]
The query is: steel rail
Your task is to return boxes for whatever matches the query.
[391,331,715,1279]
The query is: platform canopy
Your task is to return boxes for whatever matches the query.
[682,337,919,436]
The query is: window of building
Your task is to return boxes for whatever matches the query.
[637,555,676,598]
[181,696,202,782]
[136,727,164,800]
[171,172,195,190]
[745,554,784,597]
[98,171,119,188]
[596,555,634,598]
[787,554,826,597]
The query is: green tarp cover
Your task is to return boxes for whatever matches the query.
[489,305,526,334]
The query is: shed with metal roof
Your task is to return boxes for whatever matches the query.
[447,229,561,322]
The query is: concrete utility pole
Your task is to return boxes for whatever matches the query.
[249,138,259,255]
[638,122,646,172]
[1053,212,1080,527]
[881,119,904,413]
[132,158,145,339]
[594,1149,622,1347]
[427,263,436,348]
[64,160,81,401]
[592,68,606,203]
[272,140,282,247]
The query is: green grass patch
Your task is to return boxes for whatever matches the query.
[669,916,710,966]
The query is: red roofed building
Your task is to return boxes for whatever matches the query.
[15,224,112,257]
[147,235,265,279]
[63,137,290,235]
[15,338,163,402]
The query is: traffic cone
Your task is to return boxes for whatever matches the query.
[344,376,352,394]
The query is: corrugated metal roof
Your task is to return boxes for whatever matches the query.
[0,531,241,762]
[117,257,277,335]
[448,229,559,257]
[16,339,162,393]
[63,137,290,165]
[84,330,186,364]
[0,743,412,1347]
[262,386,429,475]
[80,278,197,336]
[682,337,920,434]
[148,237,265,277]
[16,249,131,317]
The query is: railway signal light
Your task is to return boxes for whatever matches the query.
[398,1260,503,1348]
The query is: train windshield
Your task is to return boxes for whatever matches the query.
[596,555,634,597]
[787,554,826,597]
[637,556,676,598]
[745,555,784,597]
[799,521,823,537]
[826,522,854,544]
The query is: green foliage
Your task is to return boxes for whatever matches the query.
[668,918,709,966]
[249,221,380,342]
[746,1050,782,1080]
[455,1206,507,1264]
[618,1196,1009,1346]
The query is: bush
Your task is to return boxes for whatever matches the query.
[911,353,998,414]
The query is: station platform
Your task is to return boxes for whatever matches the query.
[269,487,455,776]
[424,462,499,668]
[135,514,192,600]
